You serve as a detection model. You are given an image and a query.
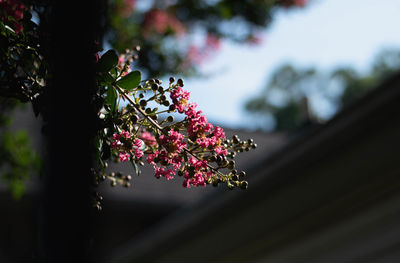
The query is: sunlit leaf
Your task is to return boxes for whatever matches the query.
[116,70,141,91]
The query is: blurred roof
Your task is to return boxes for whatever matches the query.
[106,72,400,263]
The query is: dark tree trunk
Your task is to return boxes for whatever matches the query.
[39,1,104,262]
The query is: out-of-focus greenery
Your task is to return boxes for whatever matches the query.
[0,99,40,199]
[245,49,400,132]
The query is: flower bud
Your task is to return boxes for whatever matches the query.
[240,181,248,190]
[169,77,175,83]
[177,78,184,87]
[140,100,147,107]
[151,83,159,91]
[131,114,139,124]
[231,174,239,181]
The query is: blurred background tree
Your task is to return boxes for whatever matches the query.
[245,49,400,132]
[106,0,308,77]
[0,99,39,199]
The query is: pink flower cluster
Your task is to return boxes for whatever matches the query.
[140,131,156,146]
[169,86,227,156]
[169,85,229,187]
[0,0,25,33]
[182,157,213,187]
[142,8,185,37]
[146,129,186,180]
[170,86,190,113]
[111,130,143,162]
[185,33,221,67]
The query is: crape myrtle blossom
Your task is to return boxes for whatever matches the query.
[142,8,185,37]
[103,60,255,191]
[111,130,144,162]
[146,129,186,181]
[140,131,156,146]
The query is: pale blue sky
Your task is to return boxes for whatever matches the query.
[183,0,400,130]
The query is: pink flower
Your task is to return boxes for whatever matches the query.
[146,150,159,165]
[134,139,142,148]
[142,8,185,37]
[119,152,130,162]
[170,86,191,113]
[213,126,226,139]
[134,149,143,159]
[185,103,198,118]
[294,0,307,7]
[189,157,207,171]
[183,172,206,188]
[140,131,157,146]
[186,113,213,137]
[154,166,174,180]
[159,129,186,153]
[215,146,228,156]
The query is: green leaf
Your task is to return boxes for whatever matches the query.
[97,50,118,73]
[110,67,121,79]
[106,86,117,112]
[103,72,115,85]
[116,70,141,91]
[130,159,141,176]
